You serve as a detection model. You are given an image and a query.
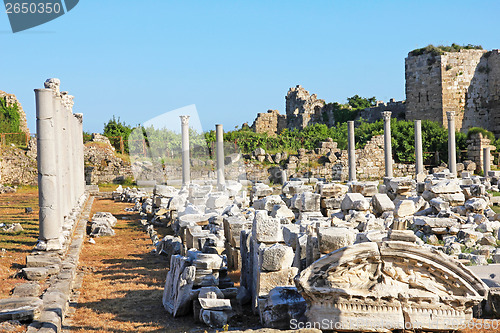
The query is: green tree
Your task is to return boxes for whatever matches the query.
[103,116,134,153]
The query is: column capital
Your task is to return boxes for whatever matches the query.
[180,115,190,125]
[446,111,456,121]
[381,111,392,121]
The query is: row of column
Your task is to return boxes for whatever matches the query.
[180,116,226,189]
[347,110,468,181]
[180,110,489,186]
[35,79,85,250]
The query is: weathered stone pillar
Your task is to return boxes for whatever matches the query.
[347,121,356,181]
[414,120,424,179]
[216,124,225,190]
[447,111,457,176]
[35,88,61,250]
[382,111,393,178]
[483,147,491,176]
[74,113,85,198]
[180,115,191,185]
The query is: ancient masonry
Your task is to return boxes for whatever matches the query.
[406,48,500,135]
[0,90,30,136]
[250,85,404,135]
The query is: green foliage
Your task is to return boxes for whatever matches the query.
[328,95,377,125]
[103,116,134,153]
[467,127,495,141]
[0,97,20,133]
[410,43,483,57]
[216,119,469,164]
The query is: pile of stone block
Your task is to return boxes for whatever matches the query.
[87,212,117,237]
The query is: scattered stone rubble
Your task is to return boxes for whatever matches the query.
[87,211,117,237]
[115,167,500,330]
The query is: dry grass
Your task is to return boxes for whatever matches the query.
[67,196,208,333]
[0,186,39,298]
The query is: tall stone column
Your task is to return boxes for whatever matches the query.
[447,111,457,176]
[414,120,424,179]
[35,89,61,250]
[483,147,491,176]
[180,115,191,186]
[382,111,393,178]
[74,113,85,198]
[216,124,225,190]
[52,95,66,222]
[347,120,356,181]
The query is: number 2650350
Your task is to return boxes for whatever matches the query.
[5,2,62,14]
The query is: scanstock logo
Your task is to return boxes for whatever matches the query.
[4,0,79,33]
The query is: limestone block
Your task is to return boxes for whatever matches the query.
[350,181,378,196]
[352,199,370,211]
[198,298,232,311]
[465,198,488,212]
[429,197,450,212]
[320,197,342,209]
[252,210,283,243]
[372,193,395,214]
[22,267,49,281]
[206,193,230,209]
[270,204,295,221]
[318,227,356,253]
[261,287,307,329]
[260,243,294,271]
[199,309,230,328]
[388,177,415,194]
[257,267,298,297]
[154,185,178,197]
[92,212,117,227]
[0,297,42,322]
[253,183,273,197]
[261,195,286,211]
[317,183,348,198]
[429,179,461,194]
[413,216,459,228]
[394,200,416,217]
[163,255,196,317]
[341,193,366,211]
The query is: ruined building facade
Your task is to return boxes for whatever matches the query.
[250,85,403,135]
[406,48,500,135]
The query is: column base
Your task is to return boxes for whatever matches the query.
[34,238,62,251]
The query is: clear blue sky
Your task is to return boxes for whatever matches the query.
[1,0,500,134]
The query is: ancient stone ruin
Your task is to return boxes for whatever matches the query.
[108,113,500,331]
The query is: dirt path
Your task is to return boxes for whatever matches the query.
[65,196,208,333]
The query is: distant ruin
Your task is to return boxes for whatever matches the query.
[251,46,500,137]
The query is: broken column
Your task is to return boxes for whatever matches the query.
[414,119,424,180]
[216,124,225,190]
[347,120,356,182]
[180,115,191,186]
[447,111,457,176]
[484,147,491,176]
[35,88,62,250]
[382,111,393,178]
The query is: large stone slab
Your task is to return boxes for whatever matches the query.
[163,255,196,317]
[0,297,42,321]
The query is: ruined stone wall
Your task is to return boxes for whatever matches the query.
[251,109,287,135]
[441,49,487,130]
[405,48,500,135]
[358,99,406,122]
[405,53,445,125]
[0,90,29,136]
[285,85,325,130]
[244,135,415,182]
